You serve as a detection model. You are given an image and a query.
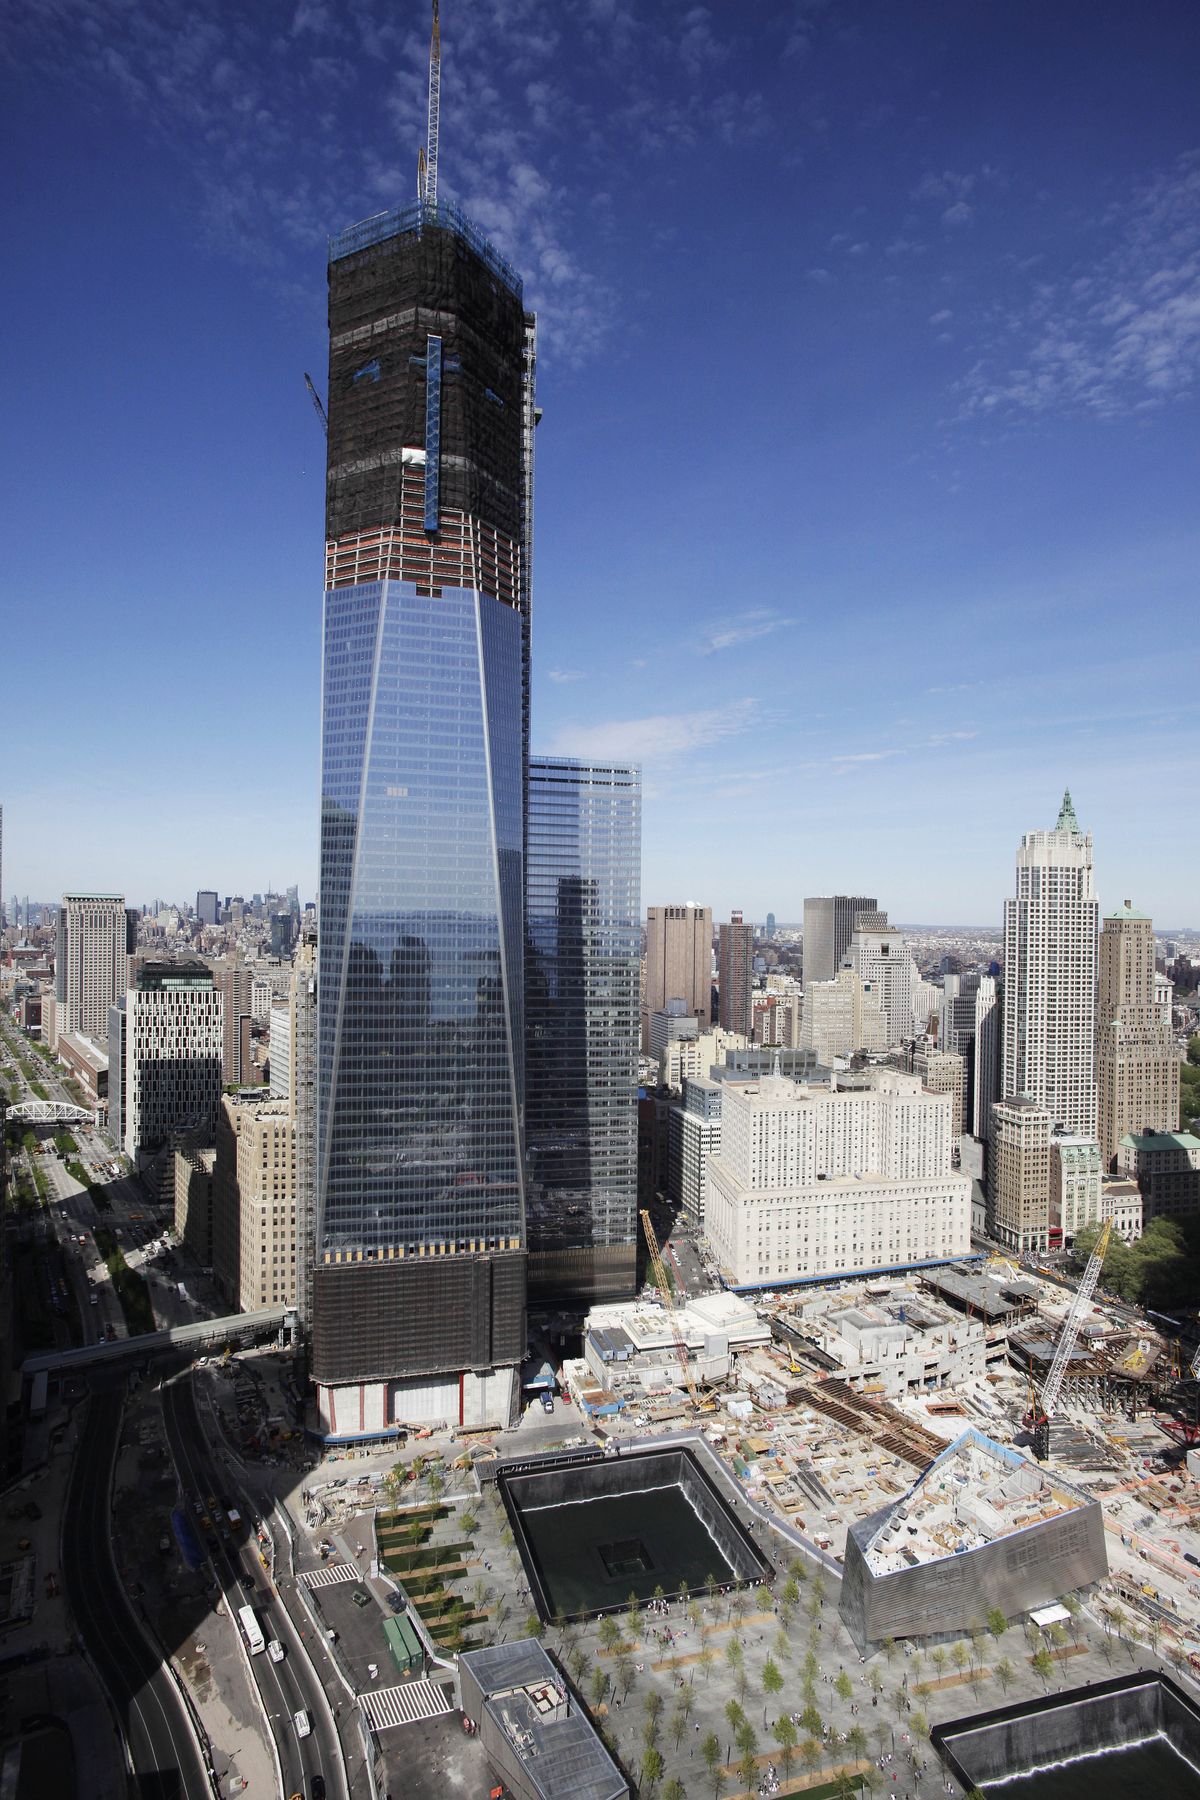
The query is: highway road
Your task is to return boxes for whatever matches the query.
[162,1372,345,1800]
[62,1383,214,1800]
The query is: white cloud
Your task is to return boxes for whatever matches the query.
[546,667,583,683]
[695,609,793,655]
[941,200,974,228]
[544,699,757,763]
[959,151,1200,420]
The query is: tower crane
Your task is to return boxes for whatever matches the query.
[640,1209,710,1414]
[1024,1218,1113,1461]
[420,1,441,205]
[304,373,328,435]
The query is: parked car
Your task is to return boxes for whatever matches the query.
[293,1709,312,1739]
[268,1639,285,1663]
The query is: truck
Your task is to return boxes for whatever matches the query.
[238,1604,265,1656]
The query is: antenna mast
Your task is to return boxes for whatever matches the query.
[424,1,441,205]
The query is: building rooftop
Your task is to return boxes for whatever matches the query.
[460,1641,626,1800]
[1120,1131,1200,1152]
[861,1428,1092,1575]
[1106,901,1150,920]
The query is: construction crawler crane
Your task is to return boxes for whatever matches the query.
[639,1209,712,1413]
[1023,1218,1113,1460]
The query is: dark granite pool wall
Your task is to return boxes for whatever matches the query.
[497,1447,772,1621]
[934,1671,1200,1789]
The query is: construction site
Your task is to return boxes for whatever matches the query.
[548,1213,1200,1664]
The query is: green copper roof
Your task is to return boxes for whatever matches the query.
[1106,901,1150,920]
[1056,787,1080,832]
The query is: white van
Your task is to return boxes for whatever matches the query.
[268,1640,285,1663]
[293,1710,311,1739]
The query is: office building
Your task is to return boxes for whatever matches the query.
[175,1139,217,1265]
[214,1093,298,1312]
[313,15,536,1438]
[657,1022,749,1093]
[843,910,913,1048]
[666,1076,724,1226]
[648,999,699,1070]
[803,895,878,986]
[122,961,223,1161]
[1001,791,1098,1137]
[642,904,712,1047]
[290,928,318,1325]
[1049,1130,1102,1244]
[268,1004,292,1101]
[800,967,887,1064]
[704,1069,970,1287]
[216,964,256,1086]
[107,1000,126,1150]
[56,892,136,1041]
[914,1046,966,1141]
[196,890,220,927]
[987,1095,1052,1252]
[1096,902,1179,1171]
[270,910,294,960]
[972,975,1000,1141]
[524,756,641,1306]
[1117,1132,1200,1222]
[718,911,754,1037]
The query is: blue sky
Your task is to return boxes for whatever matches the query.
[3,0,1198,925]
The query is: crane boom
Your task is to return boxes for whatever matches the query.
[1027,1219,1113,1458]
[304,373,328,435]
[640,1209,703,1412]
[424,1,441,205]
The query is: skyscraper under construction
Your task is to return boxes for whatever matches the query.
[313,5,537,1437]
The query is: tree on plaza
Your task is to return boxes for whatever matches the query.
[800,1701,823,1739]
[950,1641,969,1675]
[739,1749,758,1794]
[670,1699,689,1747]
[523,1614,543,1638]
[762,1656,783,1702]
[698,1643,715,1682]
[701,1730,723,1798]
[1032,1648,1054,1689]
[883,1635,896,1663]
[803,1649,819,1687]
[781,1575,801,1610]
[892,1683,907,1717]
[735,1719,758,1761]
[867,1664,884,1696]
[775,1713,798,1777]
[599,1615,620,1653]
[616,1653,635,1700]
[846,1725,869,1762]
[911,1710,929,1741]
[931,1645,948,1678]
[801,1736,821,1778]
[644,1689,665,1727]
[588,1666,609,1710]
[641,1744,663,1792]
[1062,1594,1081,1643]
[835,1669,854,1702]
[725,1697,746,1737]
[663,1780,687,1800]
[726,1638,743,1678]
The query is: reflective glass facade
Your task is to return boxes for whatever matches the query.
[525,757,641,1303]
[314,197,535,1388]
[318,579,525,1259]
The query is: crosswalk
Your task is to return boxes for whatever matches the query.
[300,1562,358,1588]
[360,1678,453,1732]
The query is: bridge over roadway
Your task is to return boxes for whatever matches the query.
[4,1100,96,1125]
[22,1305,297,1377]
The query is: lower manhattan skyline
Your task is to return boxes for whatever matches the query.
[3,0,1199,922]
[7,9,1200,1800]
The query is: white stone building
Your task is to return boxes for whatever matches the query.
[703,1070,971,1287]
[1049,1130,1102,1243]
[843,913,914,1048]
